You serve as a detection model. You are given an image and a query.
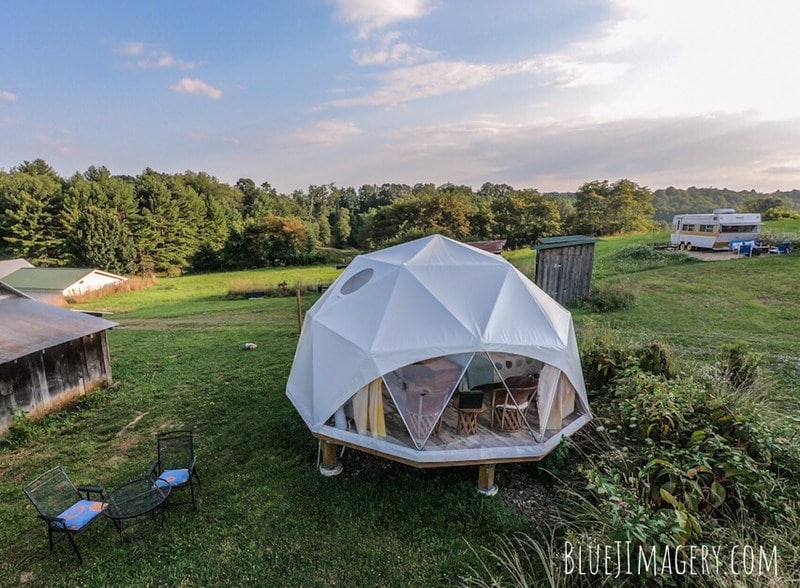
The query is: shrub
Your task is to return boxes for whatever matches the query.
[757,231,800,249]
[593,244,695,280]
[0,409,37,448]
[580,329,675,393]
[573,365,800,547]
[615,243,674,261]
[717,341,762,389]
[583,284,636,312]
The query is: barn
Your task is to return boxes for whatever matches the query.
[2,267,127,305]
[0,282,117,434]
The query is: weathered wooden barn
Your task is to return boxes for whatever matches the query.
[0,282,117,434]
[531,236,600,307]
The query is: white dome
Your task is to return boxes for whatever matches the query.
[286,235,588,437]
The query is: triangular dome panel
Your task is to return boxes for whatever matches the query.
[382,354,472,449]
[370,270,480,355]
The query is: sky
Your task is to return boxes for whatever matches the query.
[2,0,800,194]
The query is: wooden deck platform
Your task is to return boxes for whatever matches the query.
[315,389,589,468]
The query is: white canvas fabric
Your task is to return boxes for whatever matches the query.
[286,235,590,442]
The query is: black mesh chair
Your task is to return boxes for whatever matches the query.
[146,430,200,509]
[23,466,106,564]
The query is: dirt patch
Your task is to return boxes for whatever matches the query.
[497,464,563,525]
[340,449,563,524]
[684,250,740,261]
[117,411,149,436]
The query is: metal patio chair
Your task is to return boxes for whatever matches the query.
[23,466,106,564]
[146,430,201,509]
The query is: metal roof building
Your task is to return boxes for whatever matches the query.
[0,258,34,280]
[0,282,117,433]
[2,267,126,304]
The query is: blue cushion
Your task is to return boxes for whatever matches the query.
[159,469,190,486]
[56,499,105,531]
[152,478,171,491]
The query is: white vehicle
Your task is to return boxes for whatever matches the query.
[670,209,761,251]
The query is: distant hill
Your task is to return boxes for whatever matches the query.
[651,187,800,221]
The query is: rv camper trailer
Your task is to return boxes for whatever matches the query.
[670,209,761,251]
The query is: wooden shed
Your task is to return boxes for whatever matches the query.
[0,282,117,434]
[531,235,600,307]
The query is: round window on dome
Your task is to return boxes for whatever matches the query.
[340,268,374,295]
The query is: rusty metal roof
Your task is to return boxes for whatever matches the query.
[0,282,118,363]
[465,239,507,254]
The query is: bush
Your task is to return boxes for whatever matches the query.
[583,284,636,312]
[573,367,800,547]
[593,244,695,280]
[579,327,677,392]
[717,341,762,389]
[757,231,800,249]
[615,243,674,261]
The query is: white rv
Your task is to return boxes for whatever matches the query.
[670,209,761,251]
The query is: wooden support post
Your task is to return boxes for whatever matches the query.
[100,330,113,383]
[477,463,498,496]
[319,440,343,477]
[296,289,303,334]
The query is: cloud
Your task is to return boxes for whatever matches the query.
[169,78,223,99]
[332,0,432,36]
[114,42,196,70]
[292,120,363,145]
[352,31,437,66]
[136,54,195,70]
[114,42,147,56]
[559,0,800,120]
[379,113,800,192]
[330,55,626,107]
[0,91,17,102]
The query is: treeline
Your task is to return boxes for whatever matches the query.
[0,160,657,275]
[653,186,800,221]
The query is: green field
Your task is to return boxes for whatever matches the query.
[1,221,798,586]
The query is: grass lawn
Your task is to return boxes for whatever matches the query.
[1,222,798,586]
[0,266,527,587]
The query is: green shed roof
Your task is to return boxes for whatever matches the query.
[531,235,601,251]
[3,268,96,291]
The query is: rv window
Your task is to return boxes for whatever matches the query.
[700,224,715,232]
[720,225,757,233]
[682,224,695,232]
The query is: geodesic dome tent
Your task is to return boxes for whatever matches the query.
[286,235,591,468]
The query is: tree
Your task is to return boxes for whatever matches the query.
[0,159,66,265]
[222,214,311,267]
[133,169,203,274]
[364,185,476,246]
[490,189,562,248]
[61,168,137,273]
[332,207,352,247]
[571,179,654,236]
